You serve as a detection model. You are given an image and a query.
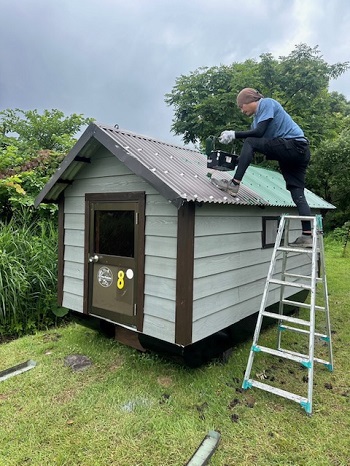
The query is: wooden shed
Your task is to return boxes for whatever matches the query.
[35,123,334,364]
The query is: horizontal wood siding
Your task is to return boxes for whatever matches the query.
[62,148,178,343]
[192,205,310,343]
[143,194,178,342]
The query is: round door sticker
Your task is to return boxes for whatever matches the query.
[126,269,134,279]
[97,266,113,288]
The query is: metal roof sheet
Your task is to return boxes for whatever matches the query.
[242,166,335,209]
[34,123,335,211]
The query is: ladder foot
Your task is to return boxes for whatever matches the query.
[300,400,312,414]
[242,379,252,390]
[301,360,312,369]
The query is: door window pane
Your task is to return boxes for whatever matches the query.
[95,210,134,257]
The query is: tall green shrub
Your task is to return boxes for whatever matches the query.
[0,212,65,337]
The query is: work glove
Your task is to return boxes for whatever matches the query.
[219,130,235,144]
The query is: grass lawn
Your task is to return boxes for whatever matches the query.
[0,241,349,466]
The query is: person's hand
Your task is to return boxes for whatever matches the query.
[219,130,235,144]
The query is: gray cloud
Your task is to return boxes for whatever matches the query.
[1,0,349,144]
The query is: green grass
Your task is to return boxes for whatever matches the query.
[0,241,349,466]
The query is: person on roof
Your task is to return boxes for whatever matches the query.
[212,88,312,248]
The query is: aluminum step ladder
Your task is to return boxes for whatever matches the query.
[242,214,333,414]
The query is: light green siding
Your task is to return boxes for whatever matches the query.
[192,204,312,343]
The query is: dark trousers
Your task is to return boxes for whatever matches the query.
[234,137,312,232]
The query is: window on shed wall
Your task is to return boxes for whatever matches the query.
[262,216,279,248]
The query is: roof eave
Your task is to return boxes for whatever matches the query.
[34,124,97,207]
[91,125,184,208]
[35,123,183,208]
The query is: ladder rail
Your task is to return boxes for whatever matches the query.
[242,217,287,386]
[304,217,319,411]
[318,231,334,369]
[277,218,290,350]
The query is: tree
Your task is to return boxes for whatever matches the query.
[165,44,350,229]
[307,128,350,230]
[165,61,260,145]
[165,44,350,149]
[0,108,93,220]
[0,108,92,158]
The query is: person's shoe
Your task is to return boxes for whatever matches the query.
[289,235,313,248]
[211,177,239,196]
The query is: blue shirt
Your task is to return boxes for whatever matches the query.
[252,98,304,139]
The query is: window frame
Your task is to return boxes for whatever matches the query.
[262,216,280,249]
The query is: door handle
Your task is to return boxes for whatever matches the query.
[88,254,99,263]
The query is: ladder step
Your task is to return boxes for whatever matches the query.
[277,246,314,254]
[275,347,309,360]
[284,273,323,283]
[282,299,326,312]
[262,311,310,327]
[279,325,328,339]
[314,357,332,366]
[284,272,311,280]
[278,215,319,221]
[276,347,331,367]
[253,345,310,365]
[246,379,308,405]
[269,278,312,290]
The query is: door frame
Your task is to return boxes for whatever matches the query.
[83,192,146,332]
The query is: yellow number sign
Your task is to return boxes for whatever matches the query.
[117,270,125,289]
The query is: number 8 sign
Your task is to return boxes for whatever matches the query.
[117,270,125,289]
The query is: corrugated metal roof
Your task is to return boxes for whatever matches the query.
[34,123,335,210]
[242,166,334,209]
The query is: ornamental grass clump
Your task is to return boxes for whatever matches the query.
[0,213,61,337]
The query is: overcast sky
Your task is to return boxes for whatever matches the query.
[1,0,349,145]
